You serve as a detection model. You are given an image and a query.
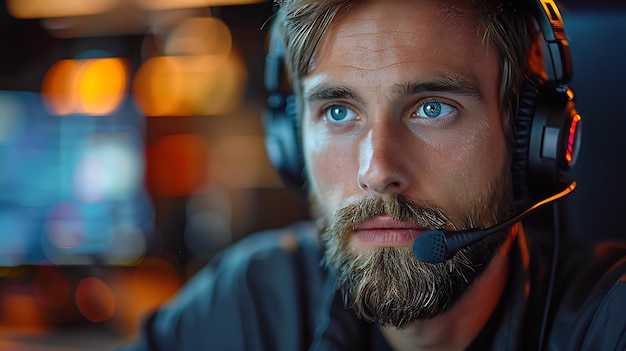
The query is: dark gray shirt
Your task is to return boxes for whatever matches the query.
[120,221,626,350]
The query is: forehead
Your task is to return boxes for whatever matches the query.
[304,0,496,95]
[333,0,479,38]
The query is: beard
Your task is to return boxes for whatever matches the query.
[311,189,513,329]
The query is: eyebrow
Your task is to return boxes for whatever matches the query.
[304,75,485,104]
[393,77,485,102]
[305,85,364,104]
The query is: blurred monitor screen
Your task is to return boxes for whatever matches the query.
[0,91,152,267]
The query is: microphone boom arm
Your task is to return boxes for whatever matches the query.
[413,181,577,263]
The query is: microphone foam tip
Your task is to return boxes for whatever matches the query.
[413,230,447,264]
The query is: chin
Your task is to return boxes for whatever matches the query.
[324,234,507,328]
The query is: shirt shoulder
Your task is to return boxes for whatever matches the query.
[120,221,328,351]
[549,242,626,350]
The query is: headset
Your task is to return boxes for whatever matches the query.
[263,0,582,208]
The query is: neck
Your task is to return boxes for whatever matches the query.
[381,226,517,351]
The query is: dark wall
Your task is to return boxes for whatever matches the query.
[560,8,626,243]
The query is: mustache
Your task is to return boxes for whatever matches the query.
[323,194,457,236]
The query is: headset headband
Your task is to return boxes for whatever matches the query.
[531,0,573,82]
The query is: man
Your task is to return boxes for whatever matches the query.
[122,0,625,350]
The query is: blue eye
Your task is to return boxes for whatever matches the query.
[325,105,357,123]
[414,101,456,119]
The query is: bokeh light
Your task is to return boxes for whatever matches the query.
[136,0,264,11]
[73,133,143,203]
[75,277,116,323]
[133,54,246,116]
[8,0,265,19]
[7,0,120,19]
[45,202,85,250]
[111,258,181,335]
[79,58,129,115]
[105,224,147,265]
[133,17,246,116]
[146,133,212,197]
[42,57,129,116]
[41,59,80,115]
[0,293,48,332]
[132,56,184,116]
[164,17,232,57]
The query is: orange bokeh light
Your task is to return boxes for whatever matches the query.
[146,133,212,197]
[0,293,48,332]
[110,258,181,335]
[79,58,129,115]
[133,16,245,117]
[42,57,129,116]
[165,17,232,57]
[41,59,81,115]
[133,54,245,117]
[132,56,185,117]
[75,277,116,323]
[135,0,263,11]
[7,0,120,19]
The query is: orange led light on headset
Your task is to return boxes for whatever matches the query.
[565,114,581,165]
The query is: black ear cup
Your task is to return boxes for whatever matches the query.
[262,27,306,190]
[513,75,582,206]
[262,92,305,189]
[512,77,538,203]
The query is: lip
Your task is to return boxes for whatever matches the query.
[353,216,427,247]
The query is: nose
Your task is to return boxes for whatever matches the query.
[357,124,411,194]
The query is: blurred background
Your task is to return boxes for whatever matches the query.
[0,0,623,350]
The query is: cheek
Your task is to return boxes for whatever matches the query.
[307,146,337,193]
[304,128,356,209]
[440,123,509,210]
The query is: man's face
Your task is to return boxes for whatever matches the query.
[301,0,513,327]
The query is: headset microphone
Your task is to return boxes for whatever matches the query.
[413,181,577,264]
